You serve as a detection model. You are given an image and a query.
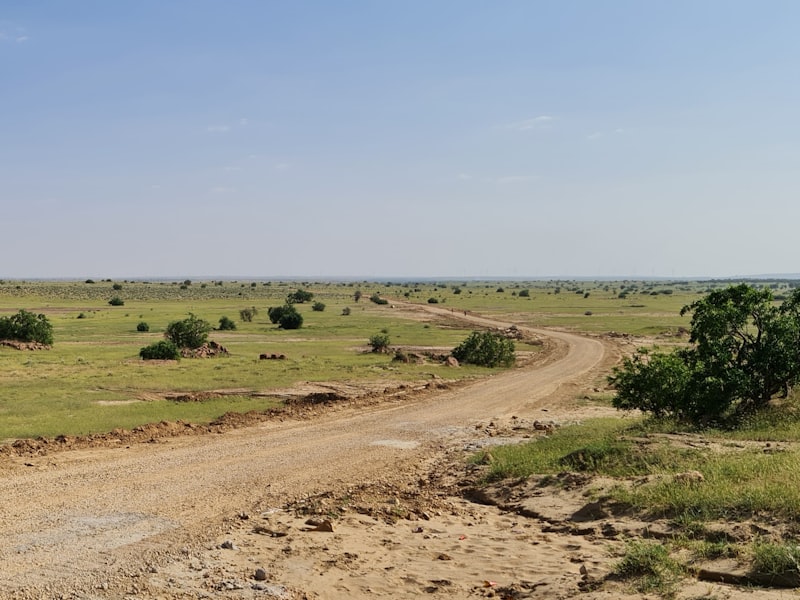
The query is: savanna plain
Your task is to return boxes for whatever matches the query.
[2,278,800,600]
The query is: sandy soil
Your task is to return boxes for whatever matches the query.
[0,306,789,599]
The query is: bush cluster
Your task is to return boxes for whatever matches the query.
[139,340,180,360]
[268,304,303,329]
[0,309,54,345]
[452,331,515,367]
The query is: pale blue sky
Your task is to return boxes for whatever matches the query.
[2,1,799,279]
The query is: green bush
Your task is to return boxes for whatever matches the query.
[165,313,212,349]
[452,331,515,367]
[341,307,352,316]
[312,301,326,312]
[139,340,180,360]
[136,321,150,332]
[368,333,391,353]
[287,289,314,304]
[112,282,123,291]
[268,305,290,324]
[427,297,439,304]
[370,293,388,305]
[518,289,530,297]
[277,304,303,329]
[218,316,236,330]
[0,309,54,345]
[108,297,125,306]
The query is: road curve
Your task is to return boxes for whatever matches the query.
[0,307,607,595]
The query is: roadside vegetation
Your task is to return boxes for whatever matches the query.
[474,281,800,595]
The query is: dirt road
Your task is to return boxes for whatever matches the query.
[0,309,609,599]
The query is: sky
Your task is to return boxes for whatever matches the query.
[2,1,800,280]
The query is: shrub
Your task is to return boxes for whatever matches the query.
[112,282,123,291]
[518,289,530,297]
[165,313,212,349]
[268,305,290,324]
[354,290,363,302]
[85,279,95,284]
[218,316,236,330]
[108,297,125,306]
[370,293,388,305]
[136,321,150,332]
[452,331,515,367]
[0,309,54,345]
[341,307,351,316]
[312,301,326,312]
[77,312,87,319]
[278,304,303,329]
[496,287,504,293]
[427,297,439,304]
[287,289,314,304]
[139,340,180,360]
[239,307,258,322]
[368,333,391,353]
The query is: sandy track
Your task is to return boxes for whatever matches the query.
[0,308,608,598]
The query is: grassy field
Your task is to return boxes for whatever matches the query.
[1,277,795,441]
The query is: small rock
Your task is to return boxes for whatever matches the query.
[219,540,237,550]
[254,567,268,581]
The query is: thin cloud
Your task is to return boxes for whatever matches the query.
[210,186,236,193]
[206,125,230,133]
[457,173,473,180]
[586,131,603,140]
[273,162,291,171]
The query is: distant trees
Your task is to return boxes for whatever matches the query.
[610,284,800,423]
[165,313,212,349]
[452,331,515,368]
[0,309,54,345]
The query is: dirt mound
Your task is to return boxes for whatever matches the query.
[180,341,229,358]
[0,339,51,351]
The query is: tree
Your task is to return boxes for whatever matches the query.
[354,290,363,303]
[268,305,289,324]
[165,313,212,349]
[277,304,303,329]
[140,340,180,360]
[610,284,800,423]
[287,289,314,304]
[108,297,125,306]
[0,309,54,345]
[218,316,236,330]
[368,332,391,353]
[452,331,515,367]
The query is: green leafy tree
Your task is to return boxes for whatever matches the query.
[268,305,289,324]
[139,340,180,360]
[0,309,54,345]
[277,304,303,329]
[452,331,515,367]
[165,313,212,349]
[610,284,800,423]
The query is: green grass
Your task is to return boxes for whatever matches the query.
[0,280,507,440]
[613,540,684,596]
